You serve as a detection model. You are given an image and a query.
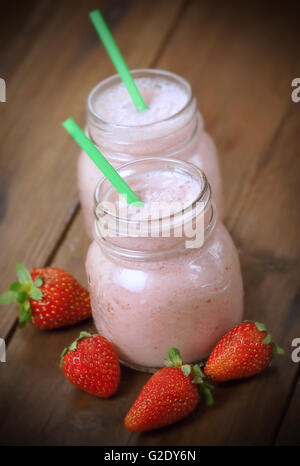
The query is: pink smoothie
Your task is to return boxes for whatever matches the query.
[109,169,201,219]
[78,70,223,237]
[93,76,188,125]
[86,160,243,370]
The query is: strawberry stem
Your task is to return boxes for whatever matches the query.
[164,348,182,367]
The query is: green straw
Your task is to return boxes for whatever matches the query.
[62,118,143,205]
[89,9,148,112]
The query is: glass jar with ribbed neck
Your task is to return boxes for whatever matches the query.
[86,158,242,373]
[78,69,223,237]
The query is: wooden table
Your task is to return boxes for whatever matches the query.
[0,0,299,446]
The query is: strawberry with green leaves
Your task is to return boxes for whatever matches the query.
[204,321,284,382]
[124,348,213,432]
[0,263,91,329]
[60,332,120,398]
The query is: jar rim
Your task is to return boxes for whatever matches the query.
[93,157,217,258]
[87,69,194,130]
[94,157,210,224]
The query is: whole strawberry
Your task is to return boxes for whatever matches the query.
[0,263,91,329]
[60,332,120,398]
[204,321,284,382]
[124,348,213,432]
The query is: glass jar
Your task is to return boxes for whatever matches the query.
[86,158,243,372]
[78,69,223,237]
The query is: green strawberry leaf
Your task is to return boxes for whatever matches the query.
[18,303,31,327]
[16,263,32,285]
[69,341,78,351]
[192,364,214,406]
[193,364,204,377]
[9,282,22,292]
[164,359,173,367]
[203,380,214,390]
[262,333,272,345]
[166,348,182,367]
[60,331,92,367]
[29,287,43,301]
[16,291,28,304]
[181,364,191,377]
[199,382,214,407]
[59,348,69,368]
[23,300,30,311]
[0,263,37,328]
[254,321,267,332]
[33,276,43,288]
[193,375,204,384]
[253,321,284,356]
[0,291,16,305]
[273,343,284,355]
[69,331,92,351]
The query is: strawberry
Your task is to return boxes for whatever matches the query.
[60,332,120,398]
[124,348,213,432]
[0,263,91,329]
[204,321,284,382]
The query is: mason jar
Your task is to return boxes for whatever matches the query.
[85,158,243,372]
[78,69,223,237]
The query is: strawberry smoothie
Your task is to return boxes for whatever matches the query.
[78,69,223,237]
[86,158,243,371]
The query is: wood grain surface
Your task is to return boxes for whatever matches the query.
[0,0,299,446]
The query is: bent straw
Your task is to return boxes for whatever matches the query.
[62,118,143,205]
[89,9,148,112]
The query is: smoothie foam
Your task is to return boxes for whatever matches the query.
[105,169,202,221]
[93,77,188,126]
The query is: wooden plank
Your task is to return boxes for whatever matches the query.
[156,0,300,229]
[128,93,300,445]
[1,231,299,445]
[0,0,185,339]
[131,103,300,445]
[0,213,143,445]
[275,376,300,445]
[0,0,110,337]
[1,0,300,446]
[0,0,40,78]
